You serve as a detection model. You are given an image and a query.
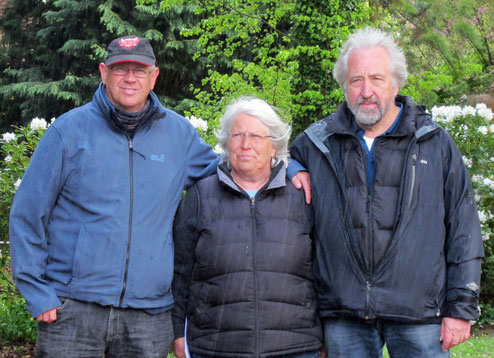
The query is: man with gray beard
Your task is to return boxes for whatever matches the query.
[289,27,483,357]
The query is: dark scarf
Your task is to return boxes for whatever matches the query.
[101,85,152,133]
[115,99,151,132]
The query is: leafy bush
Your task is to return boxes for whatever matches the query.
[0,118,50,344]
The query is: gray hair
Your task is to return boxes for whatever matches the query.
[215,96,291,166]
[333,27,408,92]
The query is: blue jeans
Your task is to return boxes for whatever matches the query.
[191,352,320,358]
[35,298,173,358]
[323,317,449,358]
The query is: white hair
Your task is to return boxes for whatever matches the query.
[333,27,408,92]
[215,96,291,166]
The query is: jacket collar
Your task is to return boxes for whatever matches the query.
[217,161,286,195]
[93,83,165,133]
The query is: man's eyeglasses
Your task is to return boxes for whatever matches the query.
[229,132,272,144]
[110,66,155,78]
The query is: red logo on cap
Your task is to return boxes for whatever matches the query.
[119,37,140,49]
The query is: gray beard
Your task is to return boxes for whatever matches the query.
[349,96,393,127]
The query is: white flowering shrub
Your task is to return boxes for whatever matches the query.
[186,115,209,132]
[0,119,51,262]
[432,103,494,304]
[0,119,51,343]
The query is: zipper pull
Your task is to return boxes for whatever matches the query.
[408,154,418,208]
[128,138,146,160]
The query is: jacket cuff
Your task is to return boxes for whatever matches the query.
[443,296,480,321]
[172,322,185,339]
[286,158,307,179]
[28,295,62,319]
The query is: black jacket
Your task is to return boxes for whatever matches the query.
[289,95,484,322]
[172,163,323,358]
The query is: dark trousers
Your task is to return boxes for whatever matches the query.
[35,298,173,358]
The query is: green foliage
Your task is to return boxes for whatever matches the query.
[0,287,37,344]
[378,0,494,107]
[141,0,373,138]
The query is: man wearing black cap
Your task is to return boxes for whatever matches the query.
[9,36,221,357]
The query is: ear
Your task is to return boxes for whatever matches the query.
[150,67,160,90]
[99,63,108,85]
[393,85,400,98]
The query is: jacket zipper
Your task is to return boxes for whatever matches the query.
[408,154,418,207]
[119,137,136,306]
[365,281,372,320]
[363,139,374,319]
[250,198,260,358]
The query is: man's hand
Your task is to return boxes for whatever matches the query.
[291,171,311,204]
[172,337,187,358]
[440,317,471,351]
[36,307,60,323]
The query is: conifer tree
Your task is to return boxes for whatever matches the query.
[0,0,206,131]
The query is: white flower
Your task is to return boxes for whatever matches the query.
[474,194,481,203]
[478,210,493,224]
[213,143,224,154]
[477,107,493,121]
[2,132,16,142]
[471,174,483,183]
[431,105,462,123]
[490,157,494,162]
[478,210,487,223]
[14,178,22,189]
[4,155,12,163]
[462,156,472,168]
[489,124,494,133]
[483,178,494,189]
[186,116,208,131]
[30,117,48,131]
[483,232,490,241]
[475,103,487,110]
[478,126,488,135]
[461,106,476,116]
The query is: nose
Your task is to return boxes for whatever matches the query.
[240,134,253,148]
[361,79,373,98]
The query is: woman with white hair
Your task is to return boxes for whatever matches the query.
[171,96,323,358]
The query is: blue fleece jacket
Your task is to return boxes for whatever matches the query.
[9,83,220,318]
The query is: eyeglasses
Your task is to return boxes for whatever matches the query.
[229,132,272,144]
[110,66,155,78]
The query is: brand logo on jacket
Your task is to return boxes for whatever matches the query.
[150,154,165,162]
[467,282,479,291]
[420,159,428,165]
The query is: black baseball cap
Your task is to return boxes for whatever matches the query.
[104,36,156,66]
